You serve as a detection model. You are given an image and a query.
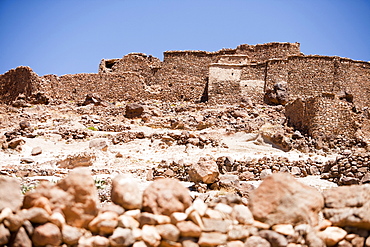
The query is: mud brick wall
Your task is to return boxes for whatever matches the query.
[236,42,301,62]
[40,72,147,103]
[0,66,42,103]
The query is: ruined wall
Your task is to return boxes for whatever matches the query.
[285,94,359,140]
[336,58,370,109]
[40,72,147,103]
[236,42,301,62]
[151,51,222,102]
[0,66,42,103]
[99,53,162,86]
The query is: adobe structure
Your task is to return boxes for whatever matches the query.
[1,42,370,143]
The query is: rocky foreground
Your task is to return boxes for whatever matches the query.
[1,99,370,246]
[1,168,370,247]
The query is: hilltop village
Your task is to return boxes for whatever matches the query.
[1,43,370,246]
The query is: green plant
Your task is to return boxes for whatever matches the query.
[94,179,106,190]
[21,184,37,194]
[87,126,98,131]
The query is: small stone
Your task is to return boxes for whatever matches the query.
[176,221,202,238]
[365,236,370,247]
[233,204,254,225]
[156,224,180,242]
[8,138,24,149]
[202,218,232,233]
[214,203,233,214]
[89,138,108,151]
[31,146,42,156]
[62,224,83,246]
[92,235,110,247]
[118,215,140,229]
[227,225,250,240]
[88,211,118,234]
[20,158,34,163]
[259,230,288,247]
[226,240,244,247]
[142,225,161,247]
[182,239,199,247]
[49,211,66,227]
[170,212,188,224]
[125,103,145,118]
[20,207,49,224]
[109,227,135,247]
[317,226,347,246]
[260,169,272,180]
[4,213,23,232]
[192,198,208,216]
[244,236,271,247]
[32,223,62,246]
[272,224,295,236]
[111,175,143,210]
[198,232,227,246]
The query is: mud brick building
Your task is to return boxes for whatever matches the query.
[1,42,370,142]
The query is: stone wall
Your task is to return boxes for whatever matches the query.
[40,72,148,103]
[0,66,42,104]
[285,94,360,140]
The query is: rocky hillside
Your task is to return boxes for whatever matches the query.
[1,96,370,246]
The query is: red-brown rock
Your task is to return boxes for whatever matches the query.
[142,178,192,216]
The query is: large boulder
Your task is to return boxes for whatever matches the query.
[322,184,370,229]
[111,175,142,210]
[23,168,99,228]
[142,178,192,216]
[0,176,23,212]
[249,173,324,226]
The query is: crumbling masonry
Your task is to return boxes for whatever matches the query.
[1,42,370,142]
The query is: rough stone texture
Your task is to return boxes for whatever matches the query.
[198,232,227,246]
[0,224,10,246]
[258,230,288,247]
[156,224,180,242]
[31,223,62,246]
[142,178,192,216]
[57,152,95,169]
[10,226,32,247]
[62,224,83,246]
[0,176,22,212]
[23,168,99,228]
[125,103,145,119]
[111,175,142,210]
[188,158,220,184]
[56,168,99,228]
[109,227,135,247]
[176,221,202,238]
[142,225,161,247]
[249,173,324,226]
[89,138,108,151]
[317,226,347,246]
[323,184,370,229]
[244,236,271,247]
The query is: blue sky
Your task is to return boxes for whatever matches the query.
[0,0,369,76]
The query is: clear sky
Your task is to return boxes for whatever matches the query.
[0,0,369,76]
